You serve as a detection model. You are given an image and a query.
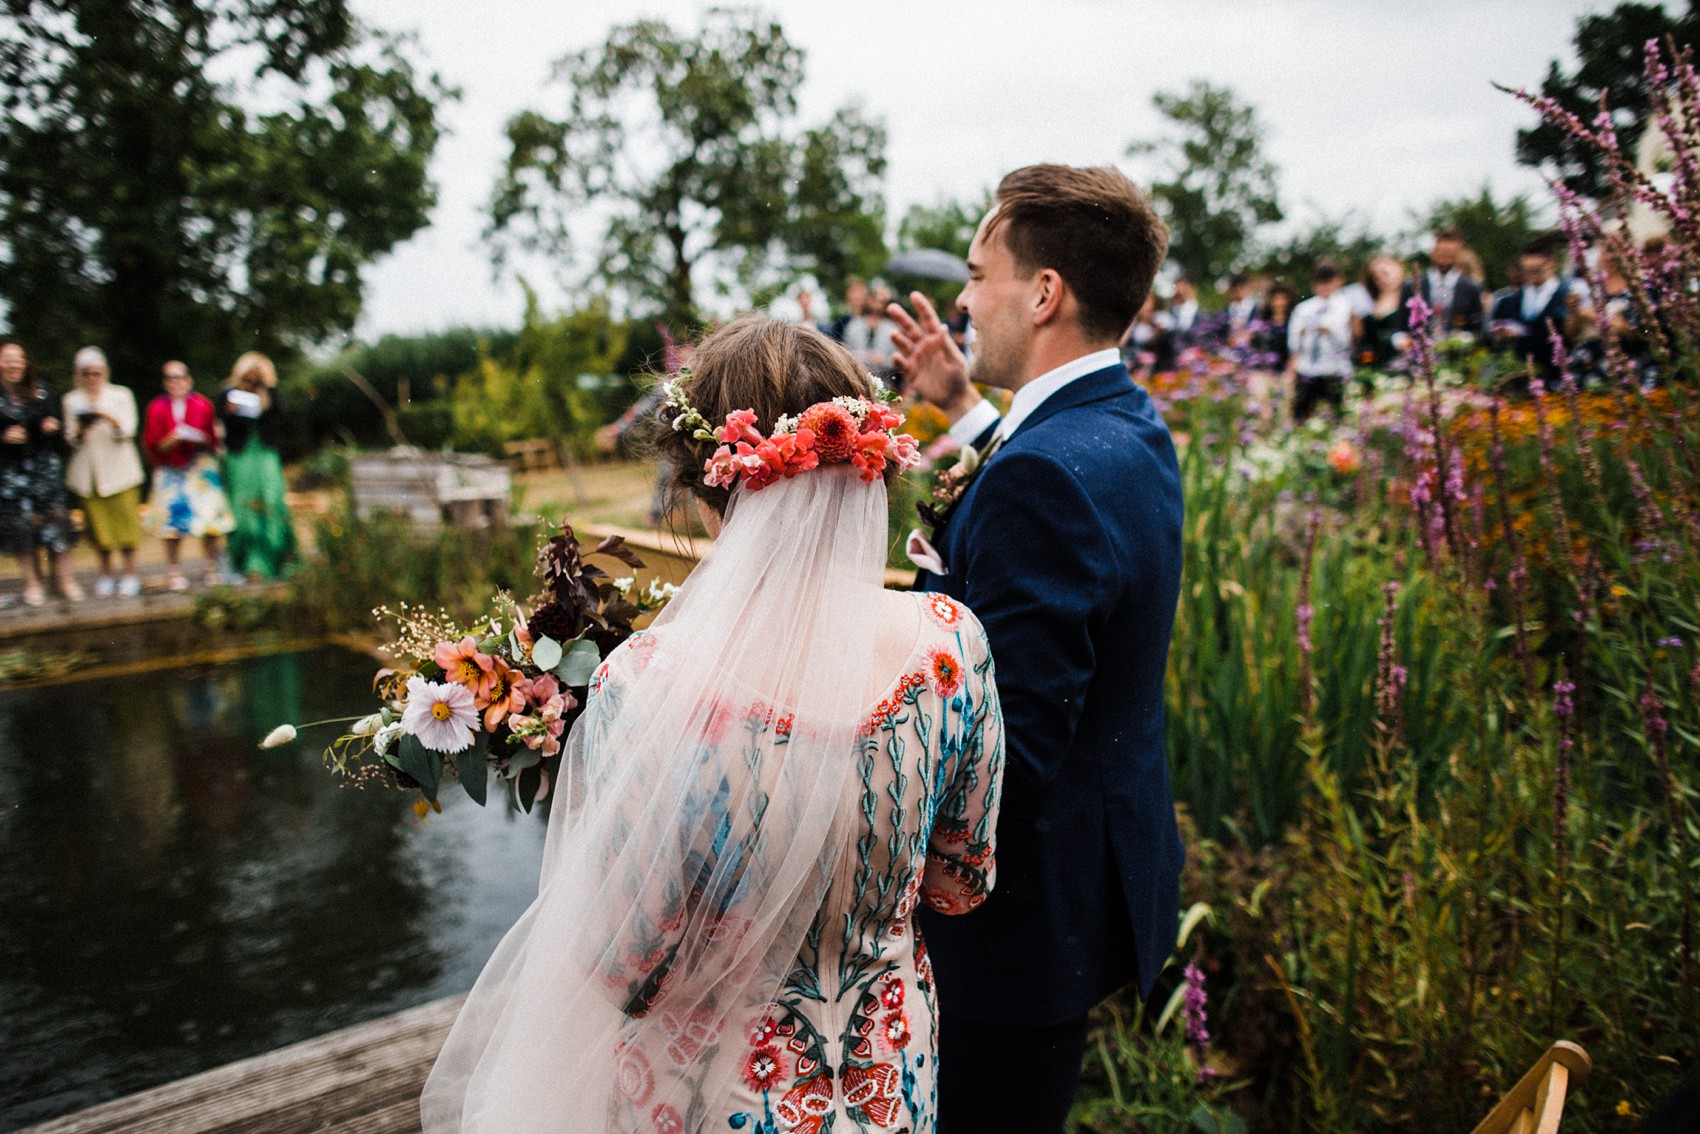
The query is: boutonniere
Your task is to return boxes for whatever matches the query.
[917,434,1001,533]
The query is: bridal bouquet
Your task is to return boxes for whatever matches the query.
[273,522,673,813]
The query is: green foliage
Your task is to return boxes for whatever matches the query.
[1134,81,1283,284]
[1515,2,1700,198]
[488,7,887,325]
[282,326,518,455]
[0,647,95,685]
[1247,212,1390,291]
[1416,184,1547,293]
[0,0,451,382]
[291,501,549,633]
[447,291,627,458]
[1149,328,1699,1130]
[897,194,991,262]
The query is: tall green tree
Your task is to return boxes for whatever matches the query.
[1515,1,1700,199]
[1132,80,1283,285]
[1248,212,1389,290]
[1416,185,1545,291]
[489,8,887,328]
[896,193,991,261]
[0,1,449,386]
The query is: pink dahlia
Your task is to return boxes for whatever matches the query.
[798,402,859,462]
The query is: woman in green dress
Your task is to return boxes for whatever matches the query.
[216,352,295,580]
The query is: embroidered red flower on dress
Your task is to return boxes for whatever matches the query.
[878,972,905,1010]
[924,593,962,628]
[927,649,963,698]
[743,1045,784,1093]
[843,1062,902,1126]
[882,1010,911,1051]
[613,1042,654,1105]
[651,1102,684,1134]
[775,1075,834,1134]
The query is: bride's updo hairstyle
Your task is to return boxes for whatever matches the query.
[654,313,892,515]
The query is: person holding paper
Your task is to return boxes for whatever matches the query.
[142,360,234,590]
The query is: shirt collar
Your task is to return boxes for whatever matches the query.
[996,348,1122,441]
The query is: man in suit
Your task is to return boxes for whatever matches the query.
[1406,225,1484,338]
[1490,236,1581,386]
[889,164,1184,1134]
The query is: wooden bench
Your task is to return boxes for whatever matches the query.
[503,437,558,472]
[1470,1041,1593,1134]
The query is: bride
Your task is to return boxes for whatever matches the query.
[422,315,1006,1133]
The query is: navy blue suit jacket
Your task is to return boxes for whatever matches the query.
[913,362,1185,1027]
[1491,280,1575,379]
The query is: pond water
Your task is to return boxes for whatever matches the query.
[0,645,548,1130]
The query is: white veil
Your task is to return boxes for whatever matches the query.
[422,464,889,1132]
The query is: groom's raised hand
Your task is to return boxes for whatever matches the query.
[889,291,981,424]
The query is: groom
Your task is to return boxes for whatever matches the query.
[894,164,1184,1133]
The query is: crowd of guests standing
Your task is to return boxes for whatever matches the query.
[0,344,295,607]
[1119,225,1663,423]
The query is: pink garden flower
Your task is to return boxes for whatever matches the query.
[434,636,493,692]
[476,657,528,731]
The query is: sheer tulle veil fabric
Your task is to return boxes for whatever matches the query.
[422,465,888,1132]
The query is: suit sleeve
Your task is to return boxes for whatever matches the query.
[955,448,1121,801]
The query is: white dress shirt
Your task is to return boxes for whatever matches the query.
[1288,293,1356,378]
[945,348,1122,447]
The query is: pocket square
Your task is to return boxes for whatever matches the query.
[906,529,949,576]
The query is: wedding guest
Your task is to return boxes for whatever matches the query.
[827,277,869,343]
[844,279,899,382]
[1286,261,1355,422]
[1408,226,1485,337]
[142,359,234,590]
[62,347,145,597]
[1222,272,1262,347]
[1156,275,1201,349]
[1489,237,1580,386]
[1354,253,1411,368]
[1120,293,1172,376]
[0,340,80,605]
[217,352,295,580]
[1256,283,1297,372]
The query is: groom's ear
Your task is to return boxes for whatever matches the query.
[1031,267,1068,327]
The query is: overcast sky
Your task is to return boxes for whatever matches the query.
[346,0,1632,339]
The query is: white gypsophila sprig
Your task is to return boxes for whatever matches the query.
[772,413,799,436]
[663,369,717,442]
[833,395,870,425]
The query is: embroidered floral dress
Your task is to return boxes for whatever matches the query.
[588,591,1004,1134]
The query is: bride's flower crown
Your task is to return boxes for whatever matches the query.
[663,369,922,492]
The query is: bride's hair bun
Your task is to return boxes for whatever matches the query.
[654,315,888,514]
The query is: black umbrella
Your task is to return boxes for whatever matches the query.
[882,248,970,283]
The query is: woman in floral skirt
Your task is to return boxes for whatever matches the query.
[141,360,234,591]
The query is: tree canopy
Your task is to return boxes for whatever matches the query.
[0,0,449,386]
[896,193,990,262]
[489,7,887,329]
[1133,80,1283,285]
[1416,185,1545,291]
[1515,1,1700,199]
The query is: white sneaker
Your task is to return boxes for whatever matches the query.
[94,576,117,598]
[117,575,142,598]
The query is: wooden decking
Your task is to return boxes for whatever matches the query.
[17,997,463,1134]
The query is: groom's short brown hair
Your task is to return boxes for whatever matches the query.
[988,164,1169,342]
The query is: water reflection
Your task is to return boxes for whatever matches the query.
[0,646,547,1129]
